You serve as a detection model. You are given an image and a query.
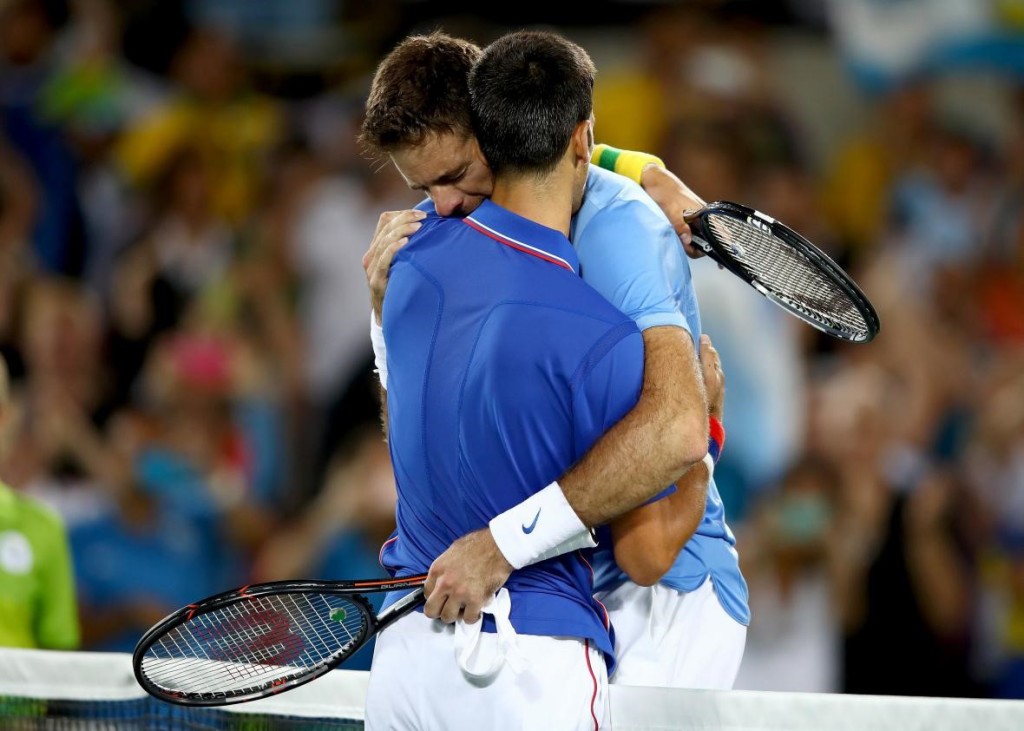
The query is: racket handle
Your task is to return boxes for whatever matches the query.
[376,586,426,631]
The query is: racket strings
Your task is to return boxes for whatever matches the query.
[139,593,368,698]
[706,215,872,339]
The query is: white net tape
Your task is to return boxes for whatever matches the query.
[4,648,1024,729]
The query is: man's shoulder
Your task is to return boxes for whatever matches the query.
[580,167,672,233]
[584,165,650,204]
[584,164,640,203]
[392,214,465,265]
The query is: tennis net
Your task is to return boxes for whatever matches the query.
[0,647,366,729]
[5,647,1024,730]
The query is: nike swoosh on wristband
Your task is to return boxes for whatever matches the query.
[522,508,542,534]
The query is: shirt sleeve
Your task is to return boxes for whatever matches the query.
[34,510,80,650]
[575,200,691,337]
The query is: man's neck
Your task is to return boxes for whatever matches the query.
[489,172,574,237]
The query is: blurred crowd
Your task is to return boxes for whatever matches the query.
[1,0,1024,696]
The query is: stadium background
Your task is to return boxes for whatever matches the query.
[1,0,1024,701]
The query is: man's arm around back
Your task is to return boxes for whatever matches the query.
[424,324,708,623]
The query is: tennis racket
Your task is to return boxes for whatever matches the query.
[685,201,880,343]
[133,574,426,707]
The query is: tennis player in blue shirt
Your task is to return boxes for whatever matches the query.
[364,31,641,730]
[360,31,749,692]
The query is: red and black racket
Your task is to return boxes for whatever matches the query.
[686,201,880,343]
[133,575,425,707]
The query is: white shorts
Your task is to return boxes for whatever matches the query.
[365,610,610,731]
[598,576,747,689]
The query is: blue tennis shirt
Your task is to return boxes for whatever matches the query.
[379,199,645,670]
[572,166,750,627]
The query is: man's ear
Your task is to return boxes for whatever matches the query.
[469,135,490,170]
[571,119,593,166]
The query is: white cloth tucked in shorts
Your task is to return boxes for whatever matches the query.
[599,576,747,689]
[365,608,609,731]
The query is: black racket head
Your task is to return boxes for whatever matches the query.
[133,582,376,707]
[689,202,880,343]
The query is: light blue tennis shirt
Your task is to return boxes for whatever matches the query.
[572,165,751,626]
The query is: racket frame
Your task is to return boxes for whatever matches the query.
[687,201,880,343]
[133,576,425,707]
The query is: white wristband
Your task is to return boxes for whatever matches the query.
[489,482,596,570]
[370,309,388,391]
[702,451,715,481]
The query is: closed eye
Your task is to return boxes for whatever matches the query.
[411,165,468,193]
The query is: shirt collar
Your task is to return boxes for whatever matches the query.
[462,200,579,274]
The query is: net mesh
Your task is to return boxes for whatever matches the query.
[1,649,367,730]
[5,648,1024,730]
[138,592,368,701]
[0,696,363,730]
[705,214,873,341]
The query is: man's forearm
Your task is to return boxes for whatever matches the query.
[562,325,708,527]
[610,457,709,586]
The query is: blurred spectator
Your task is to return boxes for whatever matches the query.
[885,119,997,306]
[734,456,844,693]
[114,24,284,226]
[253,421,397,670]
[0,140,36,382]
[591,5,701,153]
[821,80,939,264]
[69,404,223,652]
[0,0,89,275]
[976,90,1024,346]
[966,356,1024,696]
[840,466,982,698]
[0,352,81,650]
[104,143,237,413]
[0,138,36,259]
[17,277,110,423]
[593,5,803,166]
[661,118,748,205]
[808,324,982,697]
[42,0,166,296]
[263,130,418,497]
[130,326,282,562]
[1,277,124,517]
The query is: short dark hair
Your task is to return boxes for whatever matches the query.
[469,30,595,177]
[359,32,482,160]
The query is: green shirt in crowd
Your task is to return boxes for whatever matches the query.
[0,481,80,649]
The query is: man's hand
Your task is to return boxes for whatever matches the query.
[638,165,707,259]
[363,209,425,322]
[423,528,513,625]
[698,333,725,419]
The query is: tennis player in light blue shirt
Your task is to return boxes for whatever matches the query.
[572,164,750,688]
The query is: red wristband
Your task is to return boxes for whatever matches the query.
[708,415,725,463]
